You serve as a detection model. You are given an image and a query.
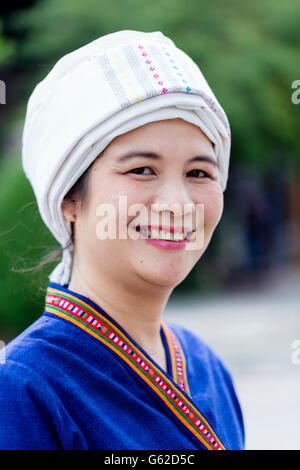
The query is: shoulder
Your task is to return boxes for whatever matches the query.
[0,316,69,449]
[1,313,64,384]
[3,312,96,373]
[2,315,60,379]
[166,320,245,449]
[0,315,85,449]
[0,355,57,405]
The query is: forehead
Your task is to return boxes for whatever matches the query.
[103,119,215,157]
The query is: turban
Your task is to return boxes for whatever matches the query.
[22,30,231,286]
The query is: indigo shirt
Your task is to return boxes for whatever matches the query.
[0,282,244,450]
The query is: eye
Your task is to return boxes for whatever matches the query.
[187,169,210,178]
[127,167,154,175]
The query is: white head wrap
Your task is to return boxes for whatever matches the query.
[22,30,231,286]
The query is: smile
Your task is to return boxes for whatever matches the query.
[135,225,195,250]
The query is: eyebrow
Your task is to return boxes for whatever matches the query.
[116,150,217,167]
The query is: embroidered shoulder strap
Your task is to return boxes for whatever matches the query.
[45,286,225,450]
[161,321,191,397]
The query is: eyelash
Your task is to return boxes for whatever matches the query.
[127,167,211,178]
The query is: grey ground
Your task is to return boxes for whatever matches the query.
[164,265,300,450]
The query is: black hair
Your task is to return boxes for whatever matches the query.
[13,163,93,276]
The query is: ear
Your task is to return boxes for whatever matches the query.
[61,197,79,223]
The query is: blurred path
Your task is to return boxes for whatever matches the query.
[165,265,300,450]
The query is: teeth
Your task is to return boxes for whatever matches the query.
[151,229,160,239]
[137,227,189,241]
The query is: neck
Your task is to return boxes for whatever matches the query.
[67,264,173,370]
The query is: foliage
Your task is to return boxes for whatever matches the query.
[0,155,59,336]
[0,22,15,67]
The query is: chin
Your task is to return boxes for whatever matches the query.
[137,260,191,289]
[143,274,185,289]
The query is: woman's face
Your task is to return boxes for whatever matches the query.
[63,118,224,290]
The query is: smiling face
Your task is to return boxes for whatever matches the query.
[62,118,224,292]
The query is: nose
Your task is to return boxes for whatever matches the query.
[149,179,195,227]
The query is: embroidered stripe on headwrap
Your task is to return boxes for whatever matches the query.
[21,30,231,285]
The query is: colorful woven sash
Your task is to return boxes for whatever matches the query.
[44,284,225,450]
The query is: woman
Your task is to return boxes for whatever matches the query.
[0,30,244,450]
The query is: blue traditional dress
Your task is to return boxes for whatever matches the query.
[0,282,245,450]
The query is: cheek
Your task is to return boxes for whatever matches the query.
[94,176,144,207]
[80,177,144,241]
[198,185,224,229]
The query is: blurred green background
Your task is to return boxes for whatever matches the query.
[0,0,300,339]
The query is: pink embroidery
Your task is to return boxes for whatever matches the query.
[138,44,167,96]
[135,44,230,136]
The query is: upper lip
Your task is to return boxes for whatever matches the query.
[137,225,194,233]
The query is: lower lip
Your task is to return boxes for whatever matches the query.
[137,231,189,250]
